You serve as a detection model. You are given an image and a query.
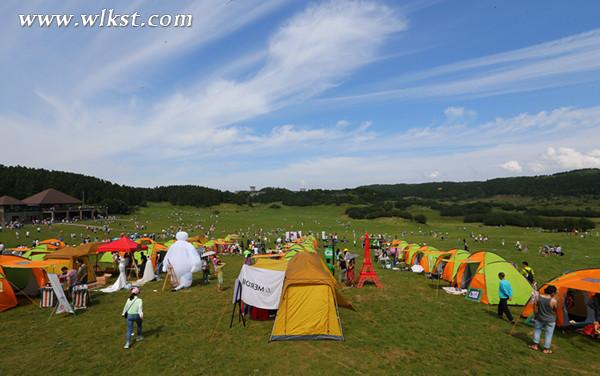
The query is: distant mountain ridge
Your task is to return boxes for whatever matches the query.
[1,164,599,209]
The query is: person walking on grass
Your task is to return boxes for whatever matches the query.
[215,260,226,292]
[529,285,558,354]
[122,287,144,349]
[498,272,514,323]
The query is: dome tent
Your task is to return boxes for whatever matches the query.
[453,251,532,305]
[270,252,352,341]
[521,268,600,328]
[432,249,470,281]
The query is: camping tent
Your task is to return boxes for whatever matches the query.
[284,236,318,261]
[22,245,53,261]
[403,244,421,264]
[416,249,447,273]
[453,251,532,305]
[0,255,63,312]
[97,236,140,253]
[38,239,65,250]
[45,242,102,282]
[270,252,351,341]
[521,268,600,328]
[134,238,166,268]
[432,249,470,281]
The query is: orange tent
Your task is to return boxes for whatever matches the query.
[521,268,600,328]
[417,250,447,273]
[39,239,65,250]
[0,255,63,312]
[432,249,470,281]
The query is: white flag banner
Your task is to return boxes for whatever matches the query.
[47,273,74,314]
[234,265,285,310]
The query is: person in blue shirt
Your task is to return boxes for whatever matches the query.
[498,272,514,323]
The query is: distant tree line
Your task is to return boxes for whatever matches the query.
[345,204,427,224]
[1,165,600,228]
[464,212,595,232]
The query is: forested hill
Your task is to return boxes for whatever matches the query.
[364,169,600,200]
[1,165,599,210]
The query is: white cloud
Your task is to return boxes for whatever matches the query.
[528,162,546,173]
[500,160,523,172]
[444,106,476,120]
[326,28,600,103]
[428,170,440,179]
[336,120,350,128]
[543,147,600,169]
[0,0,405,170]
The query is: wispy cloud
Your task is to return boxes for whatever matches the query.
[199,105,600,189]
[324,28,600,102]
[0,1,405,181]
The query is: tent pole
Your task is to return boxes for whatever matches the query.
[509,301,530,336]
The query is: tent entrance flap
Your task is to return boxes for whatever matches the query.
[461,263,478,289]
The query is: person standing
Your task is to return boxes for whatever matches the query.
[529,285,558,354]
[122,287,144,349]
[521,261,536,285]
[346,258,355,287]
[201,256,210,284]
[338,253,347,284]
[498,272,514,323]
[215,261,226,292]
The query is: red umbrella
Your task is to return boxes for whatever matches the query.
[97,236,140,253]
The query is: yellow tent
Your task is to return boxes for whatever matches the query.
[44,242,102,282]
[270,252,351,341]
[253,258,288,271]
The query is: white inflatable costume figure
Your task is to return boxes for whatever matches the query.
[101,255,129,293]
[163,231,201,291]
[134,258,156,286]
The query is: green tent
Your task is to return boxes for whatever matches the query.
[433,249,470,281]
[455,251,532,305]
[134,244,155,264]
[22,245,52,261]
[284,239,317,261]
[403,244,421,265]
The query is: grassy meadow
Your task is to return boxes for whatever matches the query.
[0,202,599,375]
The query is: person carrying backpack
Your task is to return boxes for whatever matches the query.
[521,261,536,284]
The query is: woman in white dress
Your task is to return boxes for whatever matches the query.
[101,253,129,293]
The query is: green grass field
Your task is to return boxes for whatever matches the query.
[1,203,599,375]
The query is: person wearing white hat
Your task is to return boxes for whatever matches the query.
[122,286,143,349]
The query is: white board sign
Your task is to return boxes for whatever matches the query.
[233,265,285,310]
[47,273,74,314]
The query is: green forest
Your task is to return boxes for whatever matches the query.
[1,164,599,231]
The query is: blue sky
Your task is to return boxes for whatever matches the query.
[2,0,600,190]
